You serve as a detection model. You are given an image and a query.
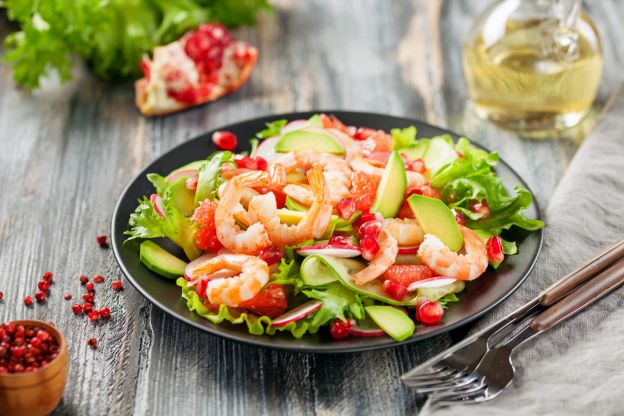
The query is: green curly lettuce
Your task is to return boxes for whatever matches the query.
[302,282,364,327]
[391,126,418,149]
[256,119,287,139]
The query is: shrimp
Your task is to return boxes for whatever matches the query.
[349,157,426,189]
[248,164,333,246]
[352,227,399,285]
[215,170,272,255]
[417,225,488,281]
[190,254,269,306]
[385,218,424,246]
[328,128,362,161]
[273,151,352,204]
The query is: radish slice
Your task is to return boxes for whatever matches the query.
[297,245,361,258]
[271,300,323,327]
[184,253,219,280]
[185,175,198,190]
[407,277,458,291]
[254,136,282,163]
[398,246,419,255]
[281,119,308,134]
[150,194,166,218]
[166,168,199,184]
[351,320,385,337]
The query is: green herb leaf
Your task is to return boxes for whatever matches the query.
[256,119,287,139]
[302,282,364,328]
[391,126,418,150]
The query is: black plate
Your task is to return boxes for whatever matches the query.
[111,111,542,353]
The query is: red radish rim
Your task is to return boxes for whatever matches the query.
[254,136,282,163]
[296,245,361,258]
[184,252,219,280]
[271,300,323,327]
[397,246,419,254]
[166,168,199,184]
[407,277,458,291]
[351,326,385,337]
[150,194,166,219]
[281,119,308,134]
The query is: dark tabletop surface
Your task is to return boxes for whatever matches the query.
[1,1,623,415]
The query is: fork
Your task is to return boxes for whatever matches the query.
[401,239,624,391]
[424,258,624,407]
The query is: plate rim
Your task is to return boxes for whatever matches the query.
[111,110,543,353]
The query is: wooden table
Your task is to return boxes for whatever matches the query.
[1,1,623,414]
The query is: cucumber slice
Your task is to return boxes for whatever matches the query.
[139,241,188,279]
[306,255,420,305]
[399,139,429,161]
[365,305,415,341]
[419,281,465,301]
[300,256,339,286]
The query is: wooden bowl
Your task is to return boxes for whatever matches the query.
[0,320,69,416]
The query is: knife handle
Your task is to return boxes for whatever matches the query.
[530,259,624,332]
[538,239,624,306]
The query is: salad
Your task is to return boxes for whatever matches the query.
[126,114,543,342]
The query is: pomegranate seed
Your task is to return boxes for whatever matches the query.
[64,294,72,300]
[328,235,353,247]
[258,246,284,265]
[382,280,408,301]
[352,127,375,141]
[336,198,356,220]
[99,307,111,319]
[406,159,426,173]
[212,131,237,150]
[470,200,490,219]
[358,212,377,224]
[416,301,444,325]
[34,291,46,302]
[93,275,105,284]
[88,311,100,321]
[87,338,97,348]
[360,237,380,261]
[83,303,93,313]
[82,293,94,303]
[96,234,107,246]
[329,318,355,339]
[255,157,268,171]
[111,280,123,291]
[234,155,257,170]
[79,275,89,284]
[37,280,49,292]
[72,303,83,314]
[42,271,53,283]
[358,220,381,239]
[487,235,505,263]
[85,282,95,292]
[0,291,3,300]
[23,296,33,306]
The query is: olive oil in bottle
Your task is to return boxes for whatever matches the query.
[463,4,602,135]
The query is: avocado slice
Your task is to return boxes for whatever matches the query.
[370,151,407,218]
[365,305,415,341]
[408,194,463,252]
[285,196,310,212]
[168,160,204,177]
[139,240,188,279]
[168,177,196,216]
[275,129,344,155]
[422,136,458,178]
[305,255,420,305]
[399,139,429,161]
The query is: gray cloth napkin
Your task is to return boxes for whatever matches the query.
[423,85,624,416]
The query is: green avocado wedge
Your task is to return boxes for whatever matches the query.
[408,194,463,252]
[139,240,188,279]
[365,305,415,342]
[303,255,420,305]
[275,129,344,154]
[370,151,407,218]
[168,177,196,216]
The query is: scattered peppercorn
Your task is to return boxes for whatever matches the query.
[64,294,72,300]
[99,307,110,319]
[111,280,123,291]
[79,275,89,284]
[42,271,54,283]
[96,234,107,246]
[82,302,93,313]
[87,310,99,321]
[23,296,33,306]
[85,282,95,292]
[93,275,105,284]
[0,291,3,300]
[71,303,83,314]
[82,293,94,303]
[34,291,46,302]
[37,280,50,292]
[87,338,97,348]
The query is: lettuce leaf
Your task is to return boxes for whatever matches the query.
[147,173,169,195]
[437,292,460,308]
[302,282,364,327]
[126,188,200,260]
[430,138,544,236]
[177,277,319,339]
[194,151,234,203]
[391,126,417,150]
[256,119,287,139]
